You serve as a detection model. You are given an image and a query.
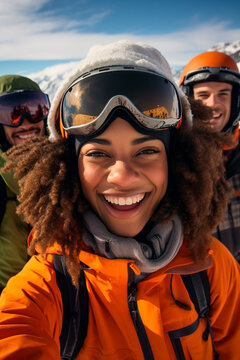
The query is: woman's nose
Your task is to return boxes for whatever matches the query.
[107,160,139,187]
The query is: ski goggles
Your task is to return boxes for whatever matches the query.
[0,90,50,127]
[183,67,240,86]
[60,66,182,136]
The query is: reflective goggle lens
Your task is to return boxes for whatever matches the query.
[61,67,181,135]
[184,67,240,86]
[0,91,50,127]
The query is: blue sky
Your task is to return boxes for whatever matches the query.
[0,0,239,76]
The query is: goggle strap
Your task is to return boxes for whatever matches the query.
[60,117,68,138]
[176,116,182,129]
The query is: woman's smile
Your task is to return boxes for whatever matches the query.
[100,192,148,219]
[103,193,145,206]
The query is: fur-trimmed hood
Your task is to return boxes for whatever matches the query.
[47,40,192,139]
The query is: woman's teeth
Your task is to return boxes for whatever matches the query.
[104,194,145,206]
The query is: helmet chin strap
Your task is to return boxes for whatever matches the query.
[223,126,239,151]
[221,85,240,134]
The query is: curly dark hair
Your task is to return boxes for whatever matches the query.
[3,137,88,284]
[2,100,231,285]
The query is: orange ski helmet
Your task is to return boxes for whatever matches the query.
[179,51,240,133]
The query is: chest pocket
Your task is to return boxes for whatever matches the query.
[167,273,220,360]
[169,317,215,360]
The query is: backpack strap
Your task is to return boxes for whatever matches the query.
[181,271,210,318]
[181,271,220,360]
[53,254,89,360]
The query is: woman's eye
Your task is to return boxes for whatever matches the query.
[137,148,160,155]
[85,151,108,158]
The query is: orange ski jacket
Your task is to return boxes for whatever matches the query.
[0,237,239,360]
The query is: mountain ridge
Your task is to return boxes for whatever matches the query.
[29,41,240,101]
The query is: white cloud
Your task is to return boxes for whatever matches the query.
[0,1,239,65]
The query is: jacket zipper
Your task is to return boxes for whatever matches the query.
[128,266,154,360]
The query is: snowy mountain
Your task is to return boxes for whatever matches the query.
[209,40,240,64]
[29,40,240,102]
[28,61,81,102]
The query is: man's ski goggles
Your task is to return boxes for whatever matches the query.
[0,90,50,127]
[60,66,182,136]
[183,67,240,86]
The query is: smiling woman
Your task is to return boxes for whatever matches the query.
[78,118,168,237]
[0,40,239,360]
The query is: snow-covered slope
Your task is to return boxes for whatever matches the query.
[28,61,81,101]
[29,41,240,101]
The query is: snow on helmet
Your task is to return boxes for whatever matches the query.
[179,51,240,133]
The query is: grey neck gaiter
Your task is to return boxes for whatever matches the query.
[83,210,183,275]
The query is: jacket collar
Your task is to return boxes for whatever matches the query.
[78,239,213,279]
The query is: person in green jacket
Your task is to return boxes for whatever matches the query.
[0,75,50,293]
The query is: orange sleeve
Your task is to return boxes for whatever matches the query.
[0,254,63,360]
[207,238,240,359]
